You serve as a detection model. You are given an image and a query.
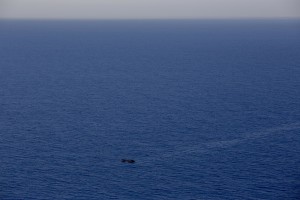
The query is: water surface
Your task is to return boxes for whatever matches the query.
[0,20,300,199]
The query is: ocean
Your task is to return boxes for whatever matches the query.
[0,20,300,199]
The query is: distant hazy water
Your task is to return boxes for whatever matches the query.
[0,20,300,199]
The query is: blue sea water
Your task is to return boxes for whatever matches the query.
[0,20,300,199]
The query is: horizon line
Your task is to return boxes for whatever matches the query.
[1,17,300,21]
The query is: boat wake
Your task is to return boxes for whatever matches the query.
[140,122,300,164]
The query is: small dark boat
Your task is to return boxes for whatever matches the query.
[121,159,135,163]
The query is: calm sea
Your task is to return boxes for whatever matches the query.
[0,20,300,199]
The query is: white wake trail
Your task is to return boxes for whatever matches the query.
[139,122,300,164]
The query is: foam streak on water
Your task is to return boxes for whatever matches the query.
[145,122,300,163]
